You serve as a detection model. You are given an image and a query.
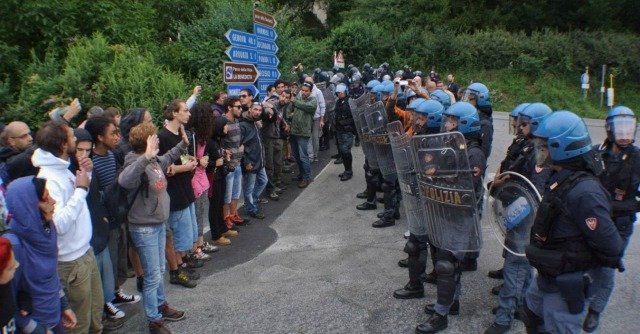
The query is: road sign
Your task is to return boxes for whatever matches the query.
[258,80,277,96]
[253,9,276,28]
[254,23,278,41]
[334,50,345,69]
[224,62,259,84]
[256,38,278,54]
[256,52,279,67]
[227,84,258,97]
[225,29,257,48]
[257,67,280,81]
[225,46,258,63]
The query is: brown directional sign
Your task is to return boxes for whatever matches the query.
[224,62,259,84]
[253,9,276,28]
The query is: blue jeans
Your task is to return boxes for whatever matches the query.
[495,252,532,326]
[290,135,312,181]
[167,203,197,252]
[129,224,166,322]
[224,165,243,203]
[95,247,115,305]
[243,167,268,214]
[526,273,586,334]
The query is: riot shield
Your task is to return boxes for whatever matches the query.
[365,102,396,177]
[349,94,379,169]
[388,121,428,236]
[412,132,482,252]
[320,85,336,114]
[485,171,541,256]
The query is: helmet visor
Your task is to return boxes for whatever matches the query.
[516,115,532,136]
[532,138,551,167]
[612,116,637,142]
[461,90,476,104]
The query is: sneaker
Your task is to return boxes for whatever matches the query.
[182,254,204,268]
[112,289,141,305]
[274,186,284,194]
[200,242,219,253]
[214,236,231,245]
[222,229,239,238]
[180,266,200,280]
[192,249,211,261]
[298,180,309,188]
[268,192,280,201]
[159,302,185,322]
[104,302,125,319]
[249,211,265,219]
[169,270,197,288]
[136,276,144,292]
[149,320,171,334]
[258,198,269,204]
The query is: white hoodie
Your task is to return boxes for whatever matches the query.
[32,148,92,262]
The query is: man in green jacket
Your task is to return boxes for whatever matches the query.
[287,82,317,188]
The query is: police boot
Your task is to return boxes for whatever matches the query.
[398,258,409,268]
[371,217,395,228]
[488,268,504,279]
[395,240,426,299]
[356,201,377,210]
[393,282,424,299]
[415,313,448,334]
[583,308,600,333]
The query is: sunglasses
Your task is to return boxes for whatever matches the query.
[240,95,249,98]
[232,105,242,109]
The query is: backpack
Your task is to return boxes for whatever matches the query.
[102,173,145,225]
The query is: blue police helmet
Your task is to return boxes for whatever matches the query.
[416,100,445,129]
[371,83,385,94]
[407,97,427,111]
[466,82,491,108]
[519,102,552,133]
[533,111,592,162]
[429,89,452,109]
[405,89,417,99]
[335,83,348,95]
[606,106,637,143]
[381,81,395,95]
[511,103,531,118]
[366,79,381,89]
[443,101,480,134]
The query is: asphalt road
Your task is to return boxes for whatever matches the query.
[115,112,640,334]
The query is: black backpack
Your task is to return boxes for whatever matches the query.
[102,172,145,225]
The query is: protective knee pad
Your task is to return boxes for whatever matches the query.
[404,239,419,257]
[435,260,455,277]
[520,298,543,334]
[435,259,457,306]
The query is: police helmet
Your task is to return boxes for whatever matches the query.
[363,63,371,70]
[465,82,491,108]
[366,79,381,90]
[335,83,348,95]
[405,89,417,99]
[371,83,385,94]
[395,70,404,78]
[381,81,395,95]
[511,103,531,118]
[429,89,452,109]
[533,111,592,162]
[330,73,343,85]
[351,73,362,83]
[413,70,423,77]
[381,62,389,69]
[606,106,637,144]
[314,68,322,74]
[407,97,426,111]
[518,103,552,133]
[442,102,480,134]
[416,100,445,129]
[382,74,391,81]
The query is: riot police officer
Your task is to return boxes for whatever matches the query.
[416,102,486,334]
[460,82,493,271]
[362,63,375,84]
[584,106,640,332]
[522,111,623,334]
[484,103,552,334]
[333,84,356,181]
[393,99,445,300]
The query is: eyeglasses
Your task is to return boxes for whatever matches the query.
[239,95,249,98]
[232,105,242,109]
[11,132,32,139]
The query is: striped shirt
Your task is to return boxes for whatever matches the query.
[222,120,243,168]
[92,150,118,191]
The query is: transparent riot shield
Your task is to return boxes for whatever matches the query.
[412,132,482,252]
[365,102,396,177]
[388,120,428,236]
[350,94,378,169]
[485,171,541,256]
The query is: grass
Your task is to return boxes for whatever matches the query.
[455,69,640,119]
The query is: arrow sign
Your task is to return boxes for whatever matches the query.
[225,46,258,63]
[224,62,259,84]
[254,23,277,41]
[257,67,280,81]
[258,80,277,96]
[256,38,278,54]
[227,84,258,97]
[225,29,257,48]
[256,52,279,67]
[253,9,276,27]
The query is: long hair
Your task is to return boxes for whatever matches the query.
[187,102,214,144]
